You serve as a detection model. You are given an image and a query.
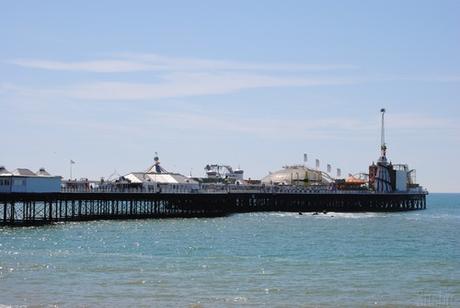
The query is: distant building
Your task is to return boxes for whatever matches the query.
[204,164,244,184]
[118,154,199,192]
[261,165,331,186]
[0,166,61,193]
[61,178,94,192]
[368,109,419,193]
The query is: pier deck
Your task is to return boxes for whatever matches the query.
[0,190,427,226]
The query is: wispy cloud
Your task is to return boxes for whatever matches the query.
[0,83,22,95]
[12,72,357,101]
[8,53,357,73]
[7,53,459,102]
[156,110,460,143]
[8,59,150,73]
[26,108,457,142]
[373,74,460,83]
[387,113,459,130]
[145,111,372,139]
[4,54,360,100]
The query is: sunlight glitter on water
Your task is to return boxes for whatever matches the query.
[0,194,459,306]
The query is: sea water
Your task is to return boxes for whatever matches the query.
[0,193,459,307]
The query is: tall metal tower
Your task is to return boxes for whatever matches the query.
[379,108,388,164]
[374,108,392,192]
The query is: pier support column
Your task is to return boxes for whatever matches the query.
[2,202,6,224]
[49,201,53,222]
[10,201,15,224]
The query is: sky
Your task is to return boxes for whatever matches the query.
[1,0,459,192]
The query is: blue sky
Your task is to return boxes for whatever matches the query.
[1,0,459,192]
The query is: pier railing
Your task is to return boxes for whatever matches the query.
[61,184,428,195]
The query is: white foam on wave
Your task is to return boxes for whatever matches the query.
[269,212,300,218]
[265,212,384,219]
[404,213,460,221]
[311,212,384,219]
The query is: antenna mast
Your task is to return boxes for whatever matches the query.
[380,108,387,159]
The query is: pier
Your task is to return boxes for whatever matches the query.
[0,190,426,226]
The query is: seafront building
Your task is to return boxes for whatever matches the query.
[116,154,199,192]
[261,165,330,186]
[204,164,244,184]
[0,166,61,193]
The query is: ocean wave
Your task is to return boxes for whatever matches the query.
[404,213,460,221]
[267,211,459,220]
[265,212,385,219]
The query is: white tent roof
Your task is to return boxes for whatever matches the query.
[124,172,197,185]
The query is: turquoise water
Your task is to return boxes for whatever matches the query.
[1,194,459,307]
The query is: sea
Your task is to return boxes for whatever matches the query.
[0,193,459,307]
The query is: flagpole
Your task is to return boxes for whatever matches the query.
[70,160,75,180]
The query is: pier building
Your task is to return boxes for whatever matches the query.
[204,164,244,184]
[0,167,61,193]
[261,165,331,186]
[368,109,418,192]
[117,154,199,192]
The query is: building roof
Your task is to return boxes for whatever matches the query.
[122,154,198,185]
[36,168,51,176]
[0,166,11,175]
[146,163,167,174]
[261,165,329,185]
[124,172,198,185]
[0,167,59,178]
[12,168,36,176]
[145,154,168,174]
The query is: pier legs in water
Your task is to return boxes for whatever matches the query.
[0,193,427,226]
